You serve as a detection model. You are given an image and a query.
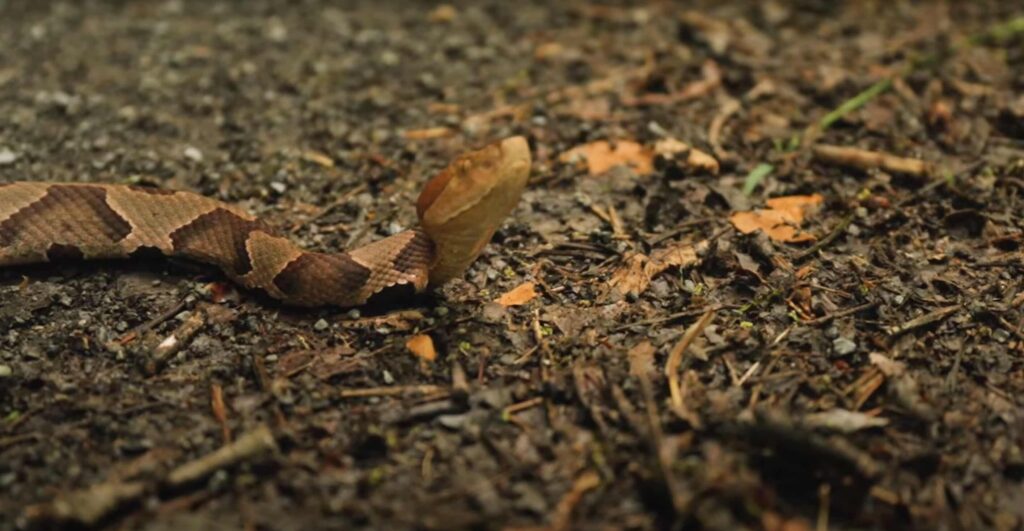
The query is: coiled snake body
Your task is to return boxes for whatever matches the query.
[0,137,531,307]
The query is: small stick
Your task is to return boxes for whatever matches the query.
[886,304,960,336]
[801,300,880,326]
[611,305,733,333]
[794,213,855,262]
[146,308,207,373]
[548,471,601,531]
[210,384,231,444]
[606,201,627,239]
[812,144,931,177]
[25,425,277,526]
[116,298,188,345]
[664,310,714,423]
[502,397,544,418]
[166,425,277,487]
[339,384,448,399]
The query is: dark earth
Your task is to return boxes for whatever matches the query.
[2,1,1024,529]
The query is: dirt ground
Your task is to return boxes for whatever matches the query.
[1,1,1023,529]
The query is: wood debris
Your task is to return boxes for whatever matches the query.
[25,425,277,526]
[812,144,932,177]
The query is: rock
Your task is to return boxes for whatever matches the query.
[0,148,18,166]
[183,146,203,162]
[833,337,857,355]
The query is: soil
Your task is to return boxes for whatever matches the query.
[1,1,1023,530]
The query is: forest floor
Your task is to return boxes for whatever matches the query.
[1,1,1023,530]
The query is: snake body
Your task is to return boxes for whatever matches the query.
[0,137,531,307]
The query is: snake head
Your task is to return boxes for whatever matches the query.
[416,136,531,285]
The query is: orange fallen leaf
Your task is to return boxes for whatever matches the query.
[729,194,824,243]
[405,334,437,362]
[496,282,538,307]
[560,140,654,176]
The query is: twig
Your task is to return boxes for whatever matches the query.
[210,384,231,444]
[611,305,727,333]
[25,425,277,526]
[166,425,277,487]
[812,144,931,177]
[339,384,448,399]
[708,97,741,160]
[145,308,207,373]
[886,304,961,336]
[115,298,188,345]
[664,309,714,425]
[548,471,601,531]
[801,300,880,326]
[793,213,855,262]
[502,396,545,418]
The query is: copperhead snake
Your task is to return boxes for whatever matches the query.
[0,136,531,307]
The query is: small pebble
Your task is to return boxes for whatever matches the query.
[314,318,329,331]
[833,337,857,356]
[0,364,12,377]
[269,181,287,194]
[346,308,361,319]
[993,329,1010,343]
[0,148,18,166]
[183,146,203,162]
[382,369,394,385]
[480,302,506,323]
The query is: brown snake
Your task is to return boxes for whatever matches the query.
[0,137,531,307]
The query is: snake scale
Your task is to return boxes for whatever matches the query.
[0,136,531,307]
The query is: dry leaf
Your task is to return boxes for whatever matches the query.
[406,334,437,362]
[496,282,538,307]
[608,252,649,296]
[560,140,654,176]
[609,241,700,297]
[627,341,656,378]
[653,137,719,175]
[729,194,823,243]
